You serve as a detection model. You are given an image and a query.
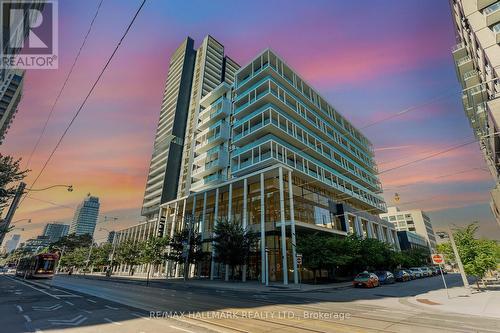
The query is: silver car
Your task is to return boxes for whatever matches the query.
[409,267,423,278]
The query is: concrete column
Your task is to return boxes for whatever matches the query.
[288,170,298,285]
[354,216,363,237]
[242,178,248,282]
[210,188,219,280]
[228,183,233,222]
[279,167,288,285]
[189,195,197,279]
[260,172,266,284]
[367,222,374,238]
[201,192,207,239]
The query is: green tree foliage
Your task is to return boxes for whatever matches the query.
[168,227,205,266]
[90,243,112,270]
[116,240,143,275]
[141,236,169,284]
[60,247,88,270]
[297,233,429,283]
[213,218,258,280]
[437,224,499,289]
[0,153,29,211]
[50,234,92,252]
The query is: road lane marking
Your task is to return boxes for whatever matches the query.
[3,275,60,299]
[83,310,92,314]
[49,314,87,326]
[33,304,62,311]
[131,312,150,320]
[104,317,122,325]
[169,325,196,333]
[16,305,23,312]
[105,305,119,310]
[23,315,31,322]
[86,298,97,303]
[64,301,74,306]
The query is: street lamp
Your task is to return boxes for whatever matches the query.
[99,227,118,277]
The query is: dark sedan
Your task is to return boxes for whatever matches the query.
[375,271,395,284]
[394,270,410,282]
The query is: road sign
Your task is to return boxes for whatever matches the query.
[431,254,444,264]
[296,253,303,265]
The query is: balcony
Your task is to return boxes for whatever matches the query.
[193,146,228,166]
[194,122,230,154]
[190,173,225,190]
[484,1,500,26]
[456,56,474,74]
[452,43,467,60]
[493,23,500,43]
[197,98,231,130]
[478,0,498,10]
[191,156,228,179]
[464,70,480,88]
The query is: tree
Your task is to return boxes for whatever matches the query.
[438,224,499,290]
[60,247,88,270]
[116,240,143,275]
[168,227,205,273]
[213,218,258,281]
[90,243,112,271]
[141,236,169,285]
[0,153,29,210]
[50,234,92,253]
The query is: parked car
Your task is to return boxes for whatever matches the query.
[394,270,411,282]
[409,267,423,278]
[375,271,395,284]
[434,266,447,275]
[402,269,416,280]
[353,272,380,288]
[430,266,440,276]
[420,267,433,277]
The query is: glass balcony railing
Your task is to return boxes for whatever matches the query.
[493,22,500,33]
[484,1,500,15]
[457,56,472,66]
[451,43,464,52]
[463,70,478,80]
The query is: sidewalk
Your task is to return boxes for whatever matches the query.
[65,272,353,293]
[406,284,500,319]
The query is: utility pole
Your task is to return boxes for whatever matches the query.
[448,227,471,293]
[0,182,26,245]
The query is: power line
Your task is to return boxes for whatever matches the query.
[21,0,147,206]
[359,90,455,130]
[25,0,104,168]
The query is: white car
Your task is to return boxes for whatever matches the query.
[409,267,423,278]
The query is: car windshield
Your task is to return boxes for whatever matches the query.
[357,273,370,278]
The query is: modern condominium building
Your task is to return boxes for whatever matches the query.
[141,38,196,220]
[380,206,437,252]
[0,69,24,145]
[69,194,100,237]
[146,41,397,285]
[450,0,500,225]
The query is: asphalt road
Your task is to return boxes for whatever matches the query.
[1,273,499,333]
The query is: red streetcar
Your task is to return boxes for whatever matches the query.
[15,253,59,279]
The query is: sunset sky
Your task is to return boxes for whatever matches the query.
[2,0,499,244]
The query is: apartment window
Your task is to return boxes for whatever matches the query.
[484,1,500,15]
[389,216,396,221]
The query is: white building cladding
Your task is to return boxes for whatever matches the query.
[380,206,437,252]
[450,0,500,225]
[154,49,397,285]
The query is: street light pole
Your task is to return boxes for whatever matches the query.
[448,227,471,294]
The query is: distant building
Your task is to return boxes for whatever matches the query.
[380,207,437,252]
[4,234,20,253]
[42,223,69,242]
[23,236,51,254]
[0,69,24,145]
[397,231,430,253]
[69,194,100,237]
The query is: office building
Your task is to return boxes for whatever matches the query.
[450,0,500,225]
[3,234,20,253]
[42,223,69,242]
[397,231,430,252]
[380,207,437,252]
[146,41,396,285]
[69,194,100,236]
